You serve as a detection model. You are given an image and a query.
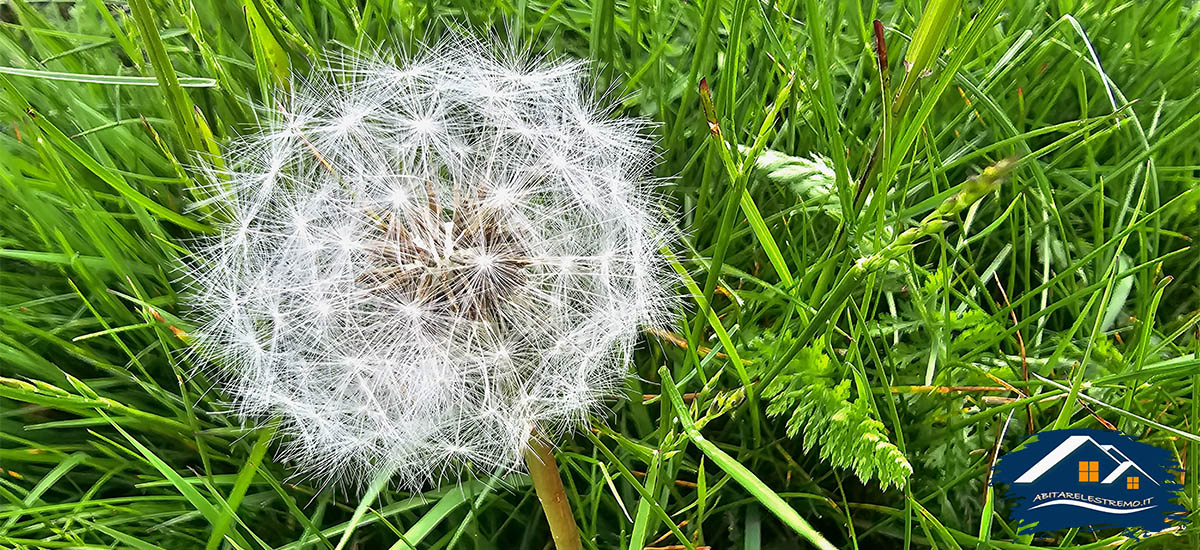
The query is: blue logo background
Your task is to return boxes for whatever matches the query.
[991,429,1186,534]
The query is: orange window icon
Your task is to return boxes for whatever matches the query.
[1078,461,1099,482]
[1127,476,1140,490]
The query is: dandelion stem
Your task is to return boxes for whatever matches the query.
[524,438,582,550]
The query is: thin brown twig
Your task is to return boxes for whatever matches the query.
[630,470,698,489]
[993,276,1033,434]
[647,328,734,362]
[642,392,699,403]
[888,385,1009,394]
[648,520,690,545]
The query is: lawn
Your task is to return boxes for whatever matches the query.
[1,0,1198,548]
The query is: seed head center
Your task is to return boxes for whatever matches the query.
[362,192,530,322]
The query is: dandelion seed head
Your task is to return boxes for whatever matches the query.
[184,37,678,489]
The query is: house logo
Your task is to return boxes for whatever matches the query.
[991,429,1186,534]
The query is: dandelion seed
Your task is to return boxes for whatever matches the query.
[183,37,678,490]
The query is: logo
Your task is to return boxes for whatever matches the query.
[991,429,1186,534]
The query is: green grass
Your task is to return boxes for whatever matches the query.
[2,0,1199,548]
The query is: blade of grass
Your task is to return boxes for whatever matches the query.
[660,366,838,550]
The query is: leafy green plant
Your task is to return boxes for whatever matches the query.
[760,337,914,491]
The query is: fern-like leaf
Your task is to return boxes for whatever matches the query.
[761,340,913,491]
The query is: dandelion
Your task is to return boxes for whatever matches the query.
[182,37,678,543]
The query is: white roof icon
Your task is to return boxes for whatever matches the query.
[1012,435,1158,486]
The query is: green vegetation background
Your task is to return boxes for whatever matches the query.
[1,0,1198,548]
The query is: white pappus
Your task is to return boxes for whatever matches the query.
[181,37,679,489]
